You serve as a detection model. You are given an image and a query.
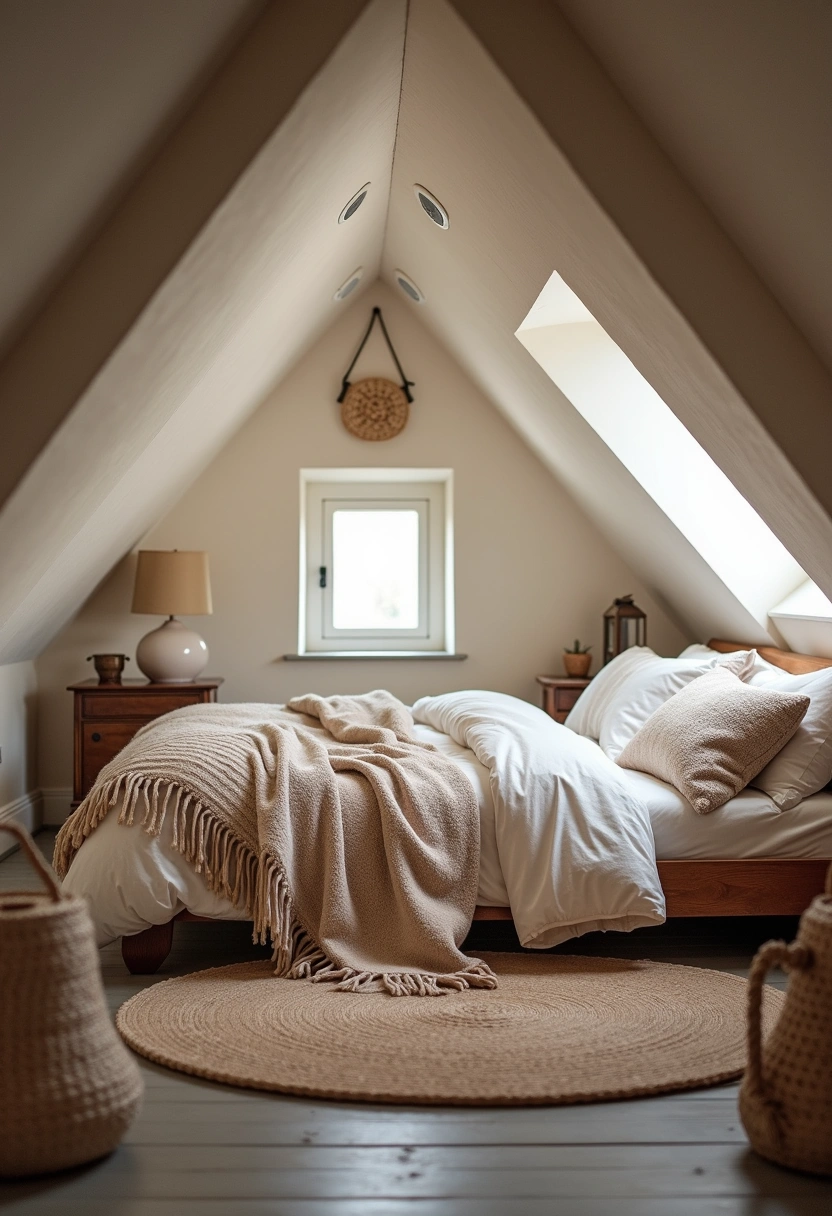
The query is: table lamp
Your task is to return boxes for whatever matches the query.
[131,550,212,683]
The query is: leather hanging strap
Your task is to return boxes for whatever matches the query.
[337,307,415,404]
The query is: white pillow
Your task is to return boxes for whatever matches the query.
[678,643,832,809]
[564,645,753,756]
[678,643,771,674]
[679,642,742,661]
[748,665,832,808]
[564,647,656,740]
[597,649,755,761]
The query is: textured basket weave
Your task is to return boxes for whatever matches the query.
[739,863,832,1175]
[0,823,143,1177]
[341,377,409,440]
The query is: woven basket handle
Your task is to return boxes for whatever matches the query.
[746,939,810,1096]
[0,822,62,902]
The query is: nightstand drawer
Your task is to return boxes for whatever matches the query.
[535,676,592,725]
[69,678,223,809]
[81,692,202,719]
[81,722,138,795]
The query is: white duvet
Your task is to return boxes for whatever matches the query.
[63,690,666,949]
[412,690,665,946]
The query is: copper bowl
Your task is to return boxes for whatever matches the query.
[87,654,129,685]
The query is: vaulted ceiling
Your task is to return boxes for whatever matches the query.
[1,0,830,664]
[0,0,266,360]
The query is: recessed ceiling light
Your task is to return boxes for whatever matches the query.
[394,270,425,304]
[334,267,364,301]
[413,184,449,229]
[338,183,371,224]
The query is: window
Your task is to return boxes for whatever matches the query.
[299,469,454,655]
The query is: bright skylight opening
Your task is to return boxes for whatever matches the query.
[517,269,809,631]
[772,580,832,621]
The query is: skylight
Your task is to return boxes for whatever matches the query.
[517,269,810,636]
[769,579,832,656]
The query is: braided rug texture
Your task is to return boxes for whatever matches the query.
[117,952,784,1106]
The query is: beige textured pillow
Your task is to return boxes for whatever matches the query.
[617,665,810,814]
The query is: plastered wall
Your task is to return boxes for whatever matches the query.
[0,661,38,811]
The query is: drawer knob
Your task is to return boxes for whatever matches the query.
[91,732,102,743]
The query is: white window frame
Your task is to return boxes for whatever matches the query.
[299,468,455,655]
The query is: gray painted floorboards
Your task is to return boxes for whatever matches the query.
[1,829,830,1215]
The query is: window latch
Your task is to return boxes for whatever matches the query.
[319,566,327,589]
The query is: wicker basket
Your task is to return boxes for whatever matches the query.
[739,863,832,1175]
[0,823,143,1176]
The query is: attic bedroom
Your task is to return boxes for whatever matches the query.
[1,0,832,1207]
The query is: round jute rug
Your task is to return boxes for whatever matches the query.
[116,952,784,1106]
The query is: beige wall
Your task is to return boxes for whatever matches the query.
[35,284,687,793]
[0,661,38,811]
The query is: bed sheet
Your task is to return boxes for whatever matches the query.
[610,749,832,860]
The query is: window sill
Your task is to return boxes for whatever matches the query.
[283,651,468,661]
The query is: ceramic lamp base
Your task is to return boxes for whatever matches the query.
[135,617,209,684]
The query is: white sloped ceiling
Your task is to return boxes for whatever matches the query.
[1,0,831,664]
[0,0,265,359]
[558,0,832,376]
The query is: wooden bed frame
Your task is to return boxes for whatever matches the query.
[120,638,832,974]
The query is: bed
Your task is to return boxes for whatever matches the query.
[60,638,832,973]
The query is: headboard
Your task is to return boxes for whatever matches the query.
[708,638,832,676]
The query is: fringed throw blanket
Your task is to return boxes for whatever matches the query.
[55,691,496,997]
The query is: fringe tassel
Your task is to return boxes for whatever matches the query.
[54,773,499,998]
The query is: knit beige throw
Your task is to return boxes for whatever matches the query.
[55,692,496,997]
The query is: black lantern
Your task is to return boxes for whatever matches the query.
[603,595,647,665]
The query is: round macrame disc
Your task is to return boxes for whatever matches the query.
[117,952,783,1106]
[341,377,409,441]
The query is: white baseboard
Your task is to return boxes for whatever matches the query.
[41,788,73,826]
[0,789,44,858]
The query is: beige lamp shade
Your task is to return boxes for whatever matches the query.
[131,551,212,616]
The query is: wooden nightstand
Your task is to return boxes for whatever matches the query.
[68,679,223,810]
[535,675,592,724]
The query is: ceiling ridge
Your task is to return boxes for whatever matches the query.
[379,0,411,268]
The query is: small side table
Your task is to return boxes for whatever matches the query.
[535,675,592,724]
[68,678,223,810]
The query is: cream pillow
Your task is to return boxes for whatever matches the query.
[678,644,832,809]
[617,665,809,814]
[564,644,754,756]
[598,650,755,760]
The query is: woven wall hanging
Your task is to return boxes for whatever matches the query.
[337,307,414,441]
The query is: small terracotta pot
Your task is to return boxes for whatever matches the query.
[563,652,591,678]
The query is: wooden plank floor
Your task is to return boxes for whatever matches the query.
[2,829,831,1215]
